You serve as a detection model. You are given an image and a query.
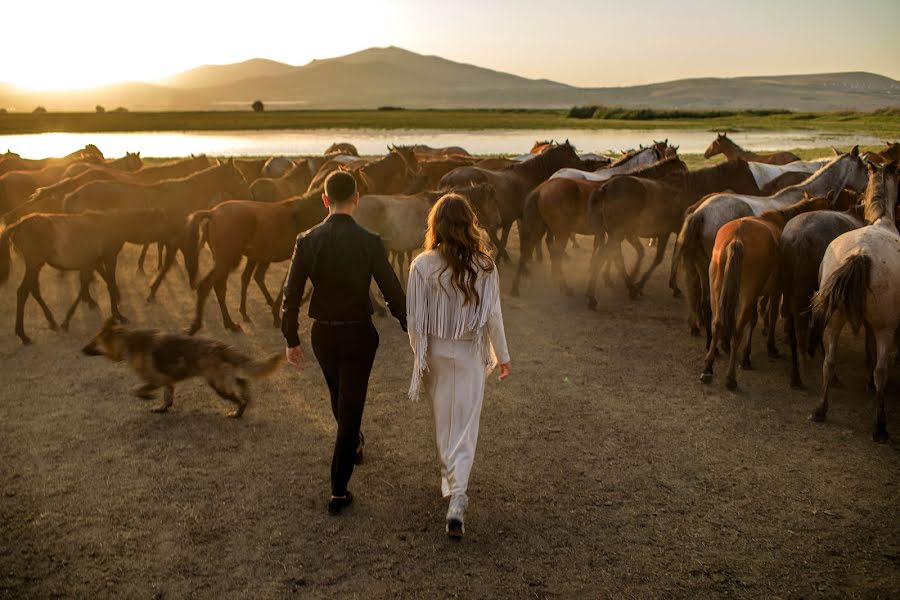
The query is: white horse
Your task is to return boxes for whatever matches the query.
[550,146,663,181]
[810,160,900,442]
[676,147,869,345]
[747,158,831,190]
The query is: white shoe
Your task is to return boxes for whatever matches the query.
[446,494,468,539]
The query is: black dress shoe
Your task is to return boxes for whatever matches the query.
[327,491,353,516]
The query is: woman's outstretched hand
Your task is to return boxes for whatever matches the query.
[498,362,511,381]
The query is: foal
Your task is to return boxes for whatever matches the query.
[700,194,831,389]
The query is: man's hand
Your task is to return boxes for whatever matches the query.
[286,344,305,370]
[498,362,512,381]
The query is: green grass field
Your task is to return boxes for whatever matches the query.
[1,109,899,137]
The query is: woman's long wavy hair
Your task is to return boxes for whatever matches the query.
[425,193,496,306]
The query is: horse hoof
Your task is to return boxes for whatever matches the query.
[114,315,129,325]
[146,295,157,304]
[872,429,889,444]
[150,406,169,414]
[809,409,827,423]
[725,378,738,391]
[226,410,244,419]
[241,314,252,323]
[48,322,59,332]
[699,372,713,384]
[19,336,32,346]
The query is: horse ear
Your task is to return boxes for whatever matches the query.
[673,145,679,152]
[831,146,842,156]
[803,191,811,199]
[850,145,860,157]
[865,159,878,172]
[664,138,668,145]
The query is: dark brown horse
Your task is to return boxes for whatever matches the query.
[778,200,865,388]
[439,141,588,262]
[61,152,142,178]
[861,141,900,165]
[511,156,686,297]
[183,192,328,334]
[324,143,360,157]
[0,209,181,344]
[704,133,800,165]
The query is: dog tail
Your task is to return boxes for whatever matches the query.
[239,353,284,378]
[808,253,871,356]
[184,209,213,288]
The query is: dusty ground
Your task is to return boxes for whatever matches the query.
[0,234,897,599]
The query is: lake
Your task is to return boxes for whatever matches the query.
[0,128,879,159]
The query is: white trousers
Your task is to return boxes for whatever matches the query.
[423,336,486,498]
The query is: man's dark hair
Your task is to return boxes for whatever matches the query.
[324,171,357,204]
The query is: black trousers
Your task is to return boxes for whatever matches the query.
[310,321,379,497]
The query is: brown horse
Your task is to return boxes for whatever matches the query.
[861,141,900,165]
[307,147,418,195]
[232,158,268,182]
[511,156,686,297]
[699,194,831,389]
[585,171,698,307]
[0,209,181,344]
[62,152,143,178]
[410,144,471,158]
[250,160,315,202]
[475,157,518,170]
[531,140,556,154]
[0,144,104,176]
[324,143,360,157]
[439,141,588,262]
[704,133,800,165]
[0,156,104,215]
[183,192,328,334]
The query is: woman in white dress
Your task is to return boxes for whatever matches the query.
[406,193,511,539]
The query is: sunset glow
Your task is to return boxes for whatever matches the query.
[4,0,898,92]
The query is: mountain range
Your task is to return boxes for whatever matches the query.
[1,46,898,112]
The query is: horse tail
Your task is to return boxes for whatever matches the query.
[676,210,704,272]
[716,240,744,345]
[0,224,12,286]
[587,184,607,236]
[808,253,871,356]
[184,209,213,288]
[519,188,545,265]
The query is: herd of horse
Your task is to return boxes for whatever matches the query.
[0,134,898,441]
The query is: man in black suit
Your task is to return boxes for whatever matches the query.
[281,171,406,515]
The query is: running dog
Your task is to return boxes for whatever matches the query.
[82,319,282,418]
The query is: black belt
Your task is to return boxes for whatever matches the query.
[313,319,371,326]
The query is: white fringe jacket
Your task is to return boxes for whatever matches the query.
[406,250,510,401]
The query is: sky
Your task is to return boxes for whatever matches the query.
[3,0,899,90]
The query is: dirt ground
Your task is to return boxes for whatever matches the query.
[0,232,897,599]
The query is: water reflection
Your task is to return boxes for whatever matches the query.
[0,128,879,159]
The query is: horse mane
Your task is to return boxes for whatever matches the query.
[505,143,580,180]
[608,147,652,168]
[863,162,898,224]
[626,155,685,179]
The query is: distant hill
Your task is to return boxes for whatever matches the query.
[1,46,898,112]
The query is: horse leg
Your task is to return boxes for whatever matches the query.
[602,234,613,288]
[253,262,275,307]
[786,316,803,389]
[98,257,127,323]
[740,306,758,371]
[700,266,714,352]
[668,235,682,298]
[136,244,149,274]
[759,297,769,337]
[871,328,893,442]
[585,237,607,311]
[864,325,876,393]
[213,271,241,333]
[609,236,639,300]
[811,317,845,423]
[534,230,545,263]
[766,294,780,358]
[239,259,257,322]
[636,233,670,293]
[187,268,218,335]
[684,262,702,337]
[497,222,513,263]
[62,270,94,331]
[548,229,572,296]
[29,269,58,332]
[726,303,755,390]
[700,306,721,384]
[626,235,645,285]
[156,242,164,272]
[15,268,37,345]
[147,242,179,303]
